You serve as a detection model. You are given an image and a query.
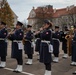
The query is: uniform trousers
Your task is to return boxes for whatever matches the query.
[16,58,23,65]
[54,53,59,57]
[27,54,33,59]
[62,41,67,54]
[44,63,51,70]
[1,56,6,61]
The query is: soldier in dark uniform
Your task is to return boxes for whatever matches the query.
[40,20,53,75]
[70,25,76,66]
[61,26,69,58]
[52,26,61,63]
[0,22,8,68]
[34,28,43,60]
[8,21,24,72]
[24,25,34,65]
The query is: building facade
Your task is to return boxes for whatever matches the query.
[27,5,76,30]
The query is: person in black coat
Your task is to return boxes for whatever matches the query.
[61,26,69,58]
[40,20,53,75]
[24,25,34,65]
[34,28,43,60]
[8,21,24,73]
[72,26,76,75]
[0,21,8,68]
[70,25,76,66]
[52,26,61,63]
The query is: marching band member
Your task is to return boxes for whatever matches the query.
[52,26,61,63]
[39,20,53,75]
[61,26,69,58]
[24,25,34,65]
[8,21,24,73]
[0,21,8,68]
[70,25,76,66]
[34,27,43,60]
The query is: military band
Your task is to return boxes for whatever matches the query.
[39,20,53,75]
[34,27,43,60]
[0,22,8,68]
[0,20,76,75]
[24,25,34,65]
[70,25,76,66]
[61,27,69,58]
[52,26,61,63]
[7,21,24,72]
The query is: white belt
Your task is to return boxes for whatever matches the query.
[13,40,23,50]
[0,38,5,40]
[53,38,59,41]
[36,38,40,40]
[13,40,22,43]
[53,38,60,44]
[41,40,53,53]
[41,40,50,43]
[35,38,40,42]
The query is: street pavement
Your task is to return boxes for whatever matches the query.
[0,41,76,75]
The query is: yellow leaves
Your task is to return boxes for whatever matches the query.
[0,2,14,27]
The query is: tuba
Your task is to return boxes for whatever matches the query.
[65,26,74,56]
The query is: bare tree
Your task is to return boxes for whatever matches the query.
[68,6,76,25]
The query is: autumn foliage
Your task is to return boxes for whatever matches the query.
[0,1,14,27]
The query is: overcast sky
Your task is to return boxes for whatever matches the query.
[7,0,76,22]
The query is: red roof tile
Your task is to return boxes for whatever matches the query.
[53,8,67,18]
[28,5,76,19]
[53,6,76,18]
[28,5,53,19]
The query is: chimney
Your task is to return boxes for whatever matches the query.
[54,8,56,13]
[66,6,69,11]
[69,5,74,10]
[33,6,35,10]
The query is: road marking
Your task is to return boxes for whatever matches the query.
[4,68,34,75]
